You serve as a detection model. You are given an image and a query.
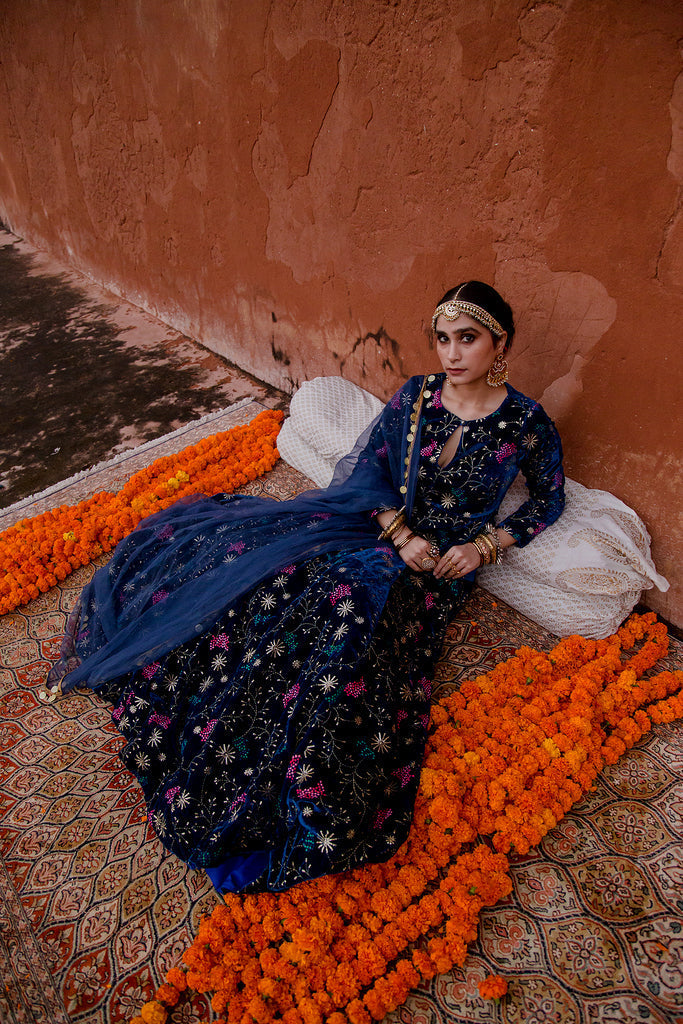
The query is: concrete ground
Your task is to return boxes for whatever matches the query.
[0,227,287,511]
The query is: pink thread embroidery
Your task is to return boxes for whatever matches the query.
[377,444,388,458]
[156,525,174,540]
[330,584,352,606]
[199,719,218,740]
[392,766,413,787]
[229,793,246,815]
[282,565,296,574]
[142,662,160,679]
[165,786,180,805]
[345,678,366,698]
[390,393,401,409]
[432,388,443,409]
[373,808,393,829]
[297,782,326,799]
[209,633,230,650]
[419,713,430,728]
[425,593,435,609]
[419,677,432,698]
[112,705,124,722]
[149,712,171,729]
[421,440,436,457]
[286,755,301,780]
[397,709,408,725]
[495,442,517,462]
[226,541,245,554]
[152,589,168,604]
[283,683,300,707]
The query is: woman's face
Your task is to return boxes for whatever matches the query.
[434,313,506,387]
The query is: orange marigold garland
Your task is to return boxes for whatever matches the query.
[133,612,682,1024]
[0,409,283,615]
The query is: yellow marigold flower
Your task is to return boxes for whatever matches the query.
[542,738,561,758]
[140,1001,168,1024]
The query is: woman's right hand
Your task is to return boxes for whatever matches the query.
[395,534,438,573]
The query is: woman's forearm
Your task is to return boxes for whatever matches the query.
[375,508,400,532]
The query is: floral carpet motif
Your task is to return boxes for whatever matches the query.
[0,459,681,1024]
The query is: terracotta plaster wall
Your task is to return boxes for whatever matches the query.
[0,0,681,624]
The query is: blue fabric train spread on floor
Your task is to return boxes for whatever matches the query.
[49,375,564,892]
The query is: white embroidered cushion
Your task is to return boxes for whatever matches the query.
[279,377,668,638]
[278,377,384,487]
[478,476,668,638]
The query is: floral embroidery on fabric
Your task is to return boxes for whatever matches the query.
[344,678,367,697]
[495,442,518,463]
[149,712,171,728]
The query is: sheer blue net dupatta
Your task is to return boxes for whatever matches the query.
[49,376,429,692]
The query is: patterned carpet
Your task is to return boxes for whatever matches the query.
[0,452,681,1024]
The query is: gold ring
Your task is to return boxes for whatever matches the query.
[421,557,436,570]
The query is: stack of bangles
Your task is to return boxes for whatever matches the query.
[471,528,502,566]
[378,507,415,551]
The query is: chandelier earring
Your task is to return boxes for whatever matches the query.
[486,353,509,388]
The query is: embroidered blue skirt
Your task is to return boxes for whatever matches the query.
[96,547,470,892]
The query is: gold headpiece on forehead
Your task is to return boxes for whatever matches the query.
[431,293,505,338]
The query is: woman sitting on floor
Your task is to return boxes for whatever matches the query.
[47,280,565,893]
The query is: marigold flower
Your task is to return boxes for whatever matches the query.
[154,984,179,1007]
[139,1002,168,1024]
[478,974,508,1000]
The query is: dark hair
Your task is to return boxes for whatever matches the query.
[435,281,515,352]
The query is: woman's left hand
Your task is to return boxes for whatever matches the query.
[433,543,481,580]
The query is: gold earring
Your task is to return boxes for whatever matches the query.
[486,354,508,387]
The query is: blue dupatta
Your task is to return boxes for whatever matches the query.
[51,376,429,692]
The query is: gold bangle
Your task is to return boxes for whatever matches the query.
[379,508,405,540]
[479,534,497,561]
[395,532,414,552]
[481,525,502,564]
[470,540,484,566]
[471,537,490,566]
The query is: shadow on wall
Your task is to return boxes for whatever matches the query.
[0,238,250,508]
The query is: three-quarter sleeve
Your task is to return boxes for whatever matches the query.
[496,404,565,547]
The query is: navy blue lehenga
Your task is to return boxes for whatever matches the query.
[49,375,564,892]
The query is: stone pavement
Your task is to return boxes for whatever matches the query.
[0,227,286,511]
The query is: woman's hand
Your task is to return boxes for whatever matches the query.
[433,543,481,580]
[395,534,440,573]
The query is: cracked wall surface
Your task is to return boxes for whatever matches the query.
[0,0,681,624]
